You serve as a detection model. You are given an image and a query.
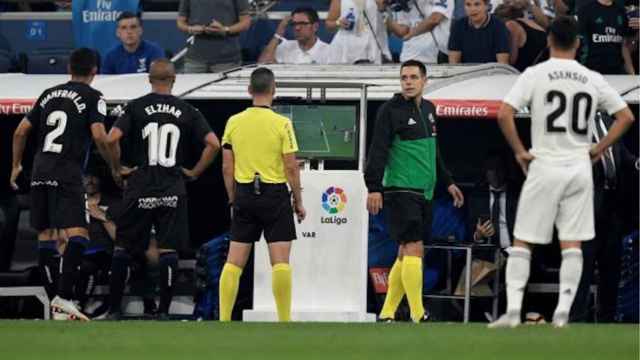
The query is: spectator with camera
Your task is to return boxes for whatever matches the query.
[325,0,391,64]
[494,3,547,71]
[176,0,251,73]
[258,7,330,64]
[448,0,510,64]
[388,0,454,63]
[101,12,165,74]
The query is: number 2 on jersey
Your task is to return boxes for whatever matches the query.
[142,122,180,167]
[43,110,67,153]
[545,91,592,135]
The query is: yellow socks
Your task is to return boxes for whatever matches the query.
[219,262,243,322]
[379,258,404,319]
[402,256,425,322]
[272,263,292,322]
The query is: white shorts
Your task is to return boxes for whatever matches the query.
[513,158,594,244]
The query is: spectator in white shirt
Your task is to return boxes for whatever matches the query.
[392,0,455,63]
[259,7,330,64]
[325,0,391,64]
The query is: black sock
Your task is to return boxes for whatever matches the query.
[75,258,98,308]
[158,252,178,315]
[109,249,131,314]
[38,240,59,299]
[58,236,88,300]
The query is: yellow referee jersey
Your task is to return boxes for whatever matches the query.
[221,107,299,184]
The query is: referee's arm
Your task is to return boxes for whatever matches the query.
[283,152,305,222]
[222,145,236,205]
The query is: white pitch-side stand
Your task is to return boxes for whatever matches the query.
[243,82,375,322]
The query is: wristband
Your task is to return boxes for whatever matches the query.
[274,33,286,42]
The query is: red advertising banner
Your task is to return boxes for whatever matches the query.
[369,267,390,294]
[0,98,504,118]
[0,99,35,115]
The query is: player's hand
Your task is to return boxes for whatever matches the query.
[189,25,206,35]
[9,164,22,191]
[87,201,107,222]
[293,199,306,223]
[475,219,495,238]
[367,192,383,215]
[182,168,199,181]
[403,27,419,40]
[336,18,350,30]
[515,151,534,175]
[277,15,291,36]
[589,144,604,164]
[448,184,464,208]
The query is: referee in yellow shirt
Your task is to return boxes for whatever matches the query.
[218,67,306,322]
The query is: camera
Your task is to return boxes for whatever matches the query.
[387,0,411,12]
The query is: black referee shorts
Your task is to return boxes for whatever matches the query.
[231,183,296,244]
[384,191,432,244]
[113,194,189,253]
[30,179,87,231]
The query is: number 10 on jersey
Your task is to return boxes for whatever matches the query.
[142,122,180,167]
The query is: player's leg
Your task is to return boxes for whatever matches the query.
[553,163,594,327]
[262,184,297,322]
[31,185,61,300]
[379,246,405,321]
[219,241,254,321]
[490,160,559,328]
[153,196,189,319]
[37,229,60,300]
[49,226,91,321]
[267,241,292,322]
[220,187,261,322]
[107,197,151,319]
[383,191,426,323]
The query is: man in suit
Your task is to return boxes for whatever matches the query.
[572,111,639,322]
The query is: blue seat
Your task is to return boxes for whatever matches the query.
[23,48,73,74]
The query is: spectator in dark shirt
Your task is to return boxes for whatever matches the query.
[495,3,548,71]
[176,0,251,73]
[448,0,511,64]
[101,12,164,74]
[577,0,635,74]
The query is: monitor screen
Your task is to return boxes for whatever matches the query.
[273,104,358,160]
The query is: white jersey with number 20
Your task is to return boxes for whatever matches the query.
[503,58,627,162]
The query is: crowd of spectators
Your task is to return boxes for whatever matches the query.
[0,0,637,74]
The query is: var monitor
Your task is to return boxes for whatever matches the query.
[273,104,358,160]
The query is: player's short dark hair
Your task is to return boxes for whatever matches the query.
[400,59,426,77]
[69,48,98,76]
[117,11,142,26]
[548,16,579,51]
[250,67,275,95]
[291,7,319,23]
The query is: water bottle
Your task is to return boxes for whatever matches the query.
[345,8,356,31]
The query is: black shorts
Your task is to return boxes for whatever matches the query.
[30,179,87,231]
[384,191,432,244]
[114,194,189,253]
[231,183,296,243]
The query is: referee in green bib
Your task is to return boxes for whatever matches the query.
[218,67,306,322]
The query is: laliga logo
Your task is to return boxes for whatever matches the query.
[321,186,348,225]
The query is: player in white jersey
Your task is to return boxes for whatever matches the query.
[489,16,635,328]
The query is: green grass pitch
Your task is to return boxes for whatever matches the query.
[275,105,357,159]
[0,321,637,360]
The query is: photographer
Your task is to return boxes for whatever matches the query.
[326,0,391,64]
[392,0,454,63]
